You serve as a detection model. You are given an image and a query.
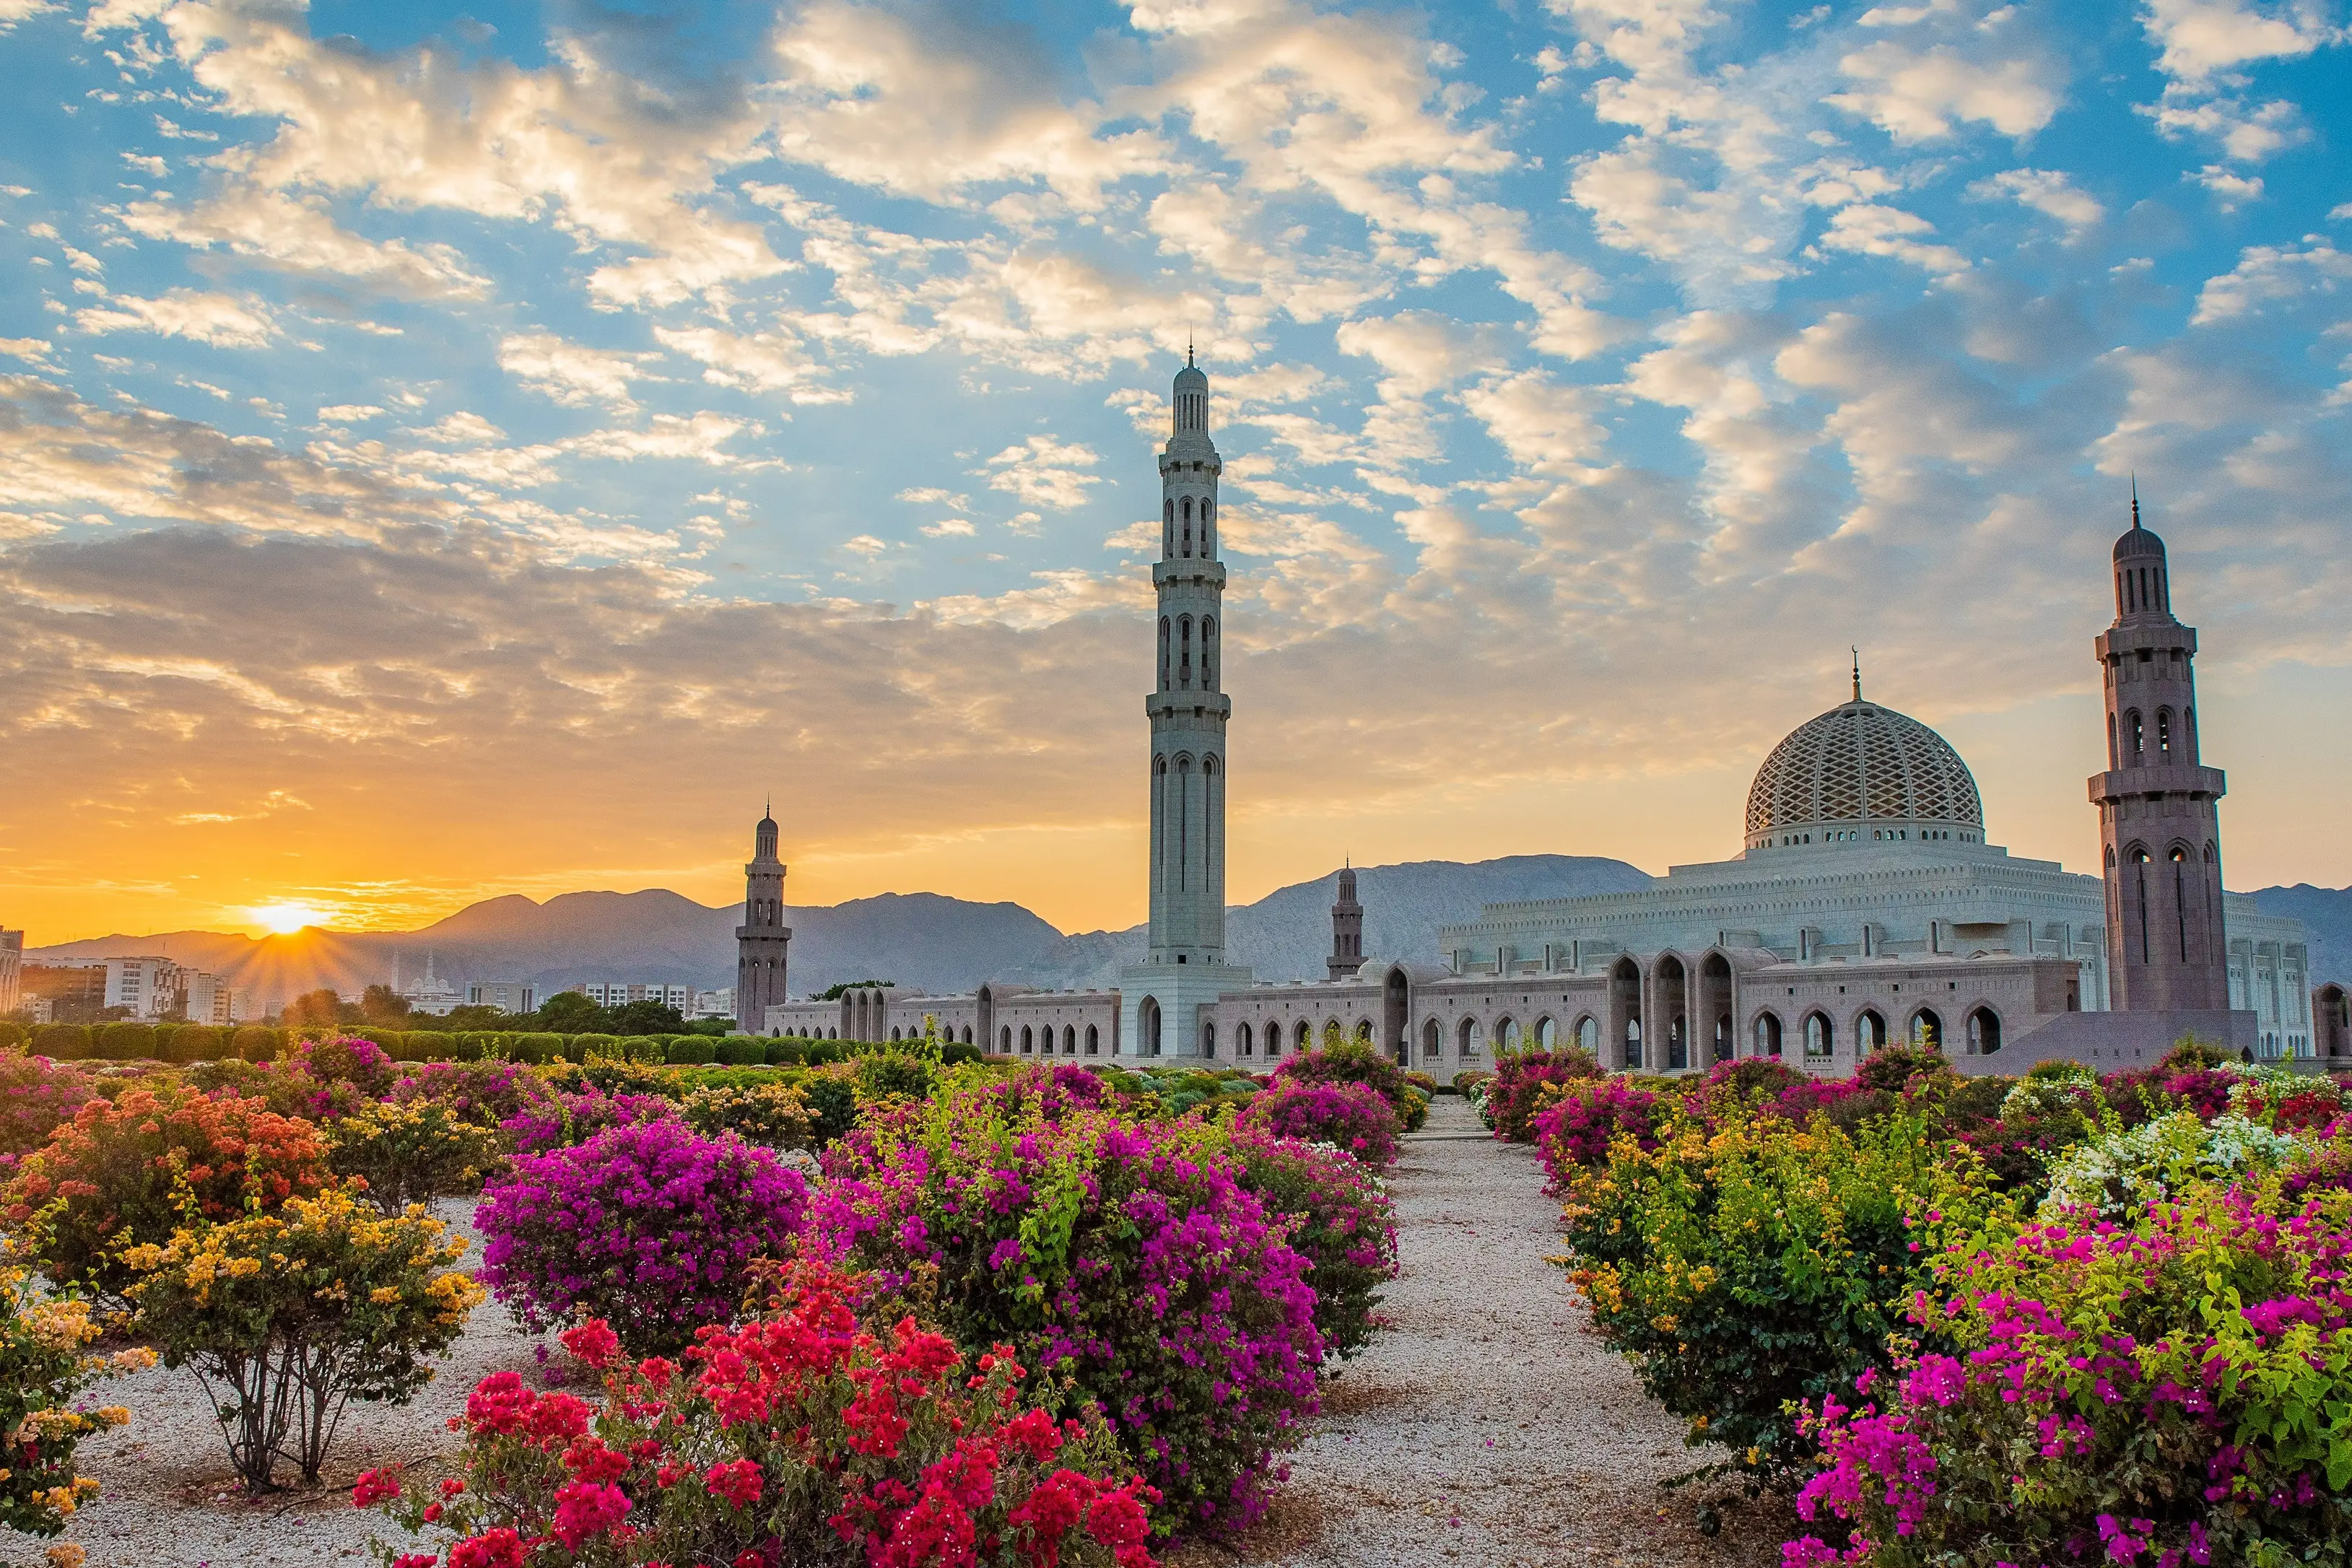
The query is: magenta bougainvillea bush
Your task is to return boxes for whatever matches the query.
[1235,1080,1400,1170]
[475,1118,809,1354]
[1531,1077,1665,1188]
[358,1258,1162,1568]
[1221,1128,1398,1359]
[393,1058,555,1128]
[1785,1172,2352,1567]
[814,1090,1324,1536]
[500,1089,679,1156]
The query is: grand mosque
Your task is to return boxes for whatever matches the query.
[757,361,2335,1079]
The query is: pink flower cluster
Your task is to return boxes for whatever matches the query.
[1532,1078,1664,1187]
[1236,1080,1401,1170]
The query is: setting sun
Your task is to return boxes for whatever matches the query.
[248,902,329,936]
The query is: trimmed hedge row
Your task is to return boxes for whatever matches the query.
[12,1024,841,1071]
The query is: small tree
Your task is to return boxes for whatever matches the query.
[359,983,411,1023]
[326,1101,505,1213]
[126,1185,484,1491]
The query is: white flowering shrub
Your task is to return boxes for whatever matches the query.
[2040,1109,2304,1219]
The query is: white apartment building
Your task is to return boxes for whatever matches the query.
[104,957,180,1019]
[0,930,21,1016]
[572,981,692,1010]
[469,981,537,1014]
[183,970,237,1025]
[689,986,736,1021]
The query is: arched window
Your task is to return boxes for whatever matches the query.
[1001,1026,1011,1052]
[1201,498,1214,554]
[1085,1024,1099,1055]
[2157,707,2172,757]
[1422,1018,1441,1058]
[2128,710,2144,760]
[1064,1025,1077,1055]
[1201,617,1216,689]
[1495,1016,1518,1051]
[1754,1012,1782,1058]
[1536,1016,1557,1048]
[962,1026,973,1045]
[1158,619,1170,690]
[1577,1016,1600,1053]
[1141,998,1162,1058]
[1909,1009,1942,1050]
[1297,1019,1312,1049]
[1178,616,1192,687]
[1856,1010,1886,1054]
[1804,1012,1833,1059]
[1966,1007,2001,1055]
[1238,1022,1253,1056]
[1624,1016,1643,1071]
[1459,1016,1482,1057]
[1163,498,1174,556]
[891,1026,902,1042]
[1020,1026,1033,1054]
[1203,1022,1216,1058]
[1354,1019,1373,1041]
[1180,495,1193,558]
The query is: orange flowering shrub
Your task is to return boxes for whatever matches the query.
[358,1255,1159,1568]
[2,1089,329,1307]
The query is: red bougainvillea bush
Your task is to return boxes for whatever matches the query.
[814,1090,1323,1536]
[1235,1080,1400,1170]
[1483,1048,1603,1143]
[1784,1170,2352,1567]
[476,1118,809,1355]
[357,1257,1162,1568]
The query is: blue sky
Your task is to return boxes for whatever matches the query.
[1,0,2348,939]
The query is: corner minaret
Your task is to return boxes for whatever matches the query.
[1328,863,1365,981]
[2090,492,2231,1011]
[1146,349,1229,965]
[735,804,793,1031]
[1120,354,1253,1058]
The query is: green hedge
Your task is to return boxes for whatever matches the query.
[96,1021,157,1061]
[764,1038,807,1067]
[665,1038,716,1067]
[0,1021,27,1052]
[32,1023,91,1060]
[232,1024,281,1062]
[164,1024,227,1063]
[570,1033,621,1060]
[802,1039,850,1067]
[504,1031,563,1065]
[712,1036,770,1067]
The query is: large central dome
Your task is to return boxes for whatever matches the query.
[1743,697,1985,854]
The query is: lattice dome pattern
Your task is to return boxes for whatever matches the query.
[1745,700,1984,840]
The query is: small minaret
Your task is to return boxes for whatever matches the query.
[734,803,793,1031]
[1328,863,1365,980]
[2090,490,2231,1011]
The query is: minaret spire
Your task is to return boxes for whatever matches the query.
[1851,647,1862,703]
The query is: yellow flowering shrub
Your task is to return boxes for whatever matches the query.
[0,1237,153,1536]
[126,1185,485,1491]
[325,1100,503,1213]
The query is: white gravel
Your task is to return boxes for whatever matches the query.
[1170,1094,1788,1568]
[15,1104,1787,1568]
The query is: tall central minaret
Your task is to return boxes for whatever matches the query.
[734,806,792,1032]
[1120,352,1252,1058]
[1146,350,1229,965]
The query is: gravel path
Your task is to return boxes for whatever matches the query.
[17,1107,1788,1567]
[1170,1096,1789,1568]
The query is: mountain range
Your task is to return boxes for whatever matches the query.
[29,861,2347,1016]
[24,854,1657,1012]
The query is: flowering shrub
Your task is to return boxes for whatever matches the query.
[1559,1108,2005,1483]
[816,1094,1323,1535]
[1236,1080,1401,1170]
[327,1100,505,1213]
[393,1058,557,1127]
[1484,1049,1603,1144]
[359,1258,1161,1568]
[2039,1107,2304,1218]
[0,1237,152,1535]
[127,1185,482,1490]
[476,1119,809,1355]
[1273,1032,1416,1121]
[501,1089,679,1156]
[681,1081,813,1149]
[1850,1044,1951,1095]
[293,1035,400,1099]
[1950,1073,2112,1194]
[1532,1077,1668,1188]
[0,1053,92,1163]
[4,1089,331,1307]
[1221,1128,1399,1359]
[1785,1175,2352,1567]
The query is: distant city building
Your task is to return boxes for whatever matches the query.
[571,982,692,1010]
[0,929,20,1016]
[183,970,236,1026]
[689,987,736,1021]
[20,962,105,1023]
[394,954,462,1016]
[469,980,537,1014]
[104,957,180,1019]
